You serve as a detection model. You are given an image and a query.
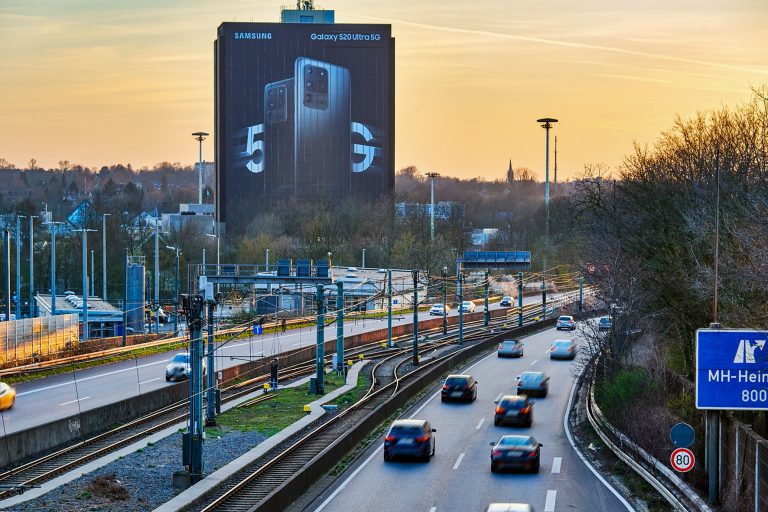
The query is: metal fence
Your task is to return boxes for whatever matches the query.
[0,314,80,366]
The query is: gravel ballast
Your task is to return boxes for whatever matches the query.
[5,429,267,512]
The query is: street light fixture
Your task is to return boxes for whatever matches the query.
[205,233,220,294]
[425,172,440,241]
[192,132,209,205]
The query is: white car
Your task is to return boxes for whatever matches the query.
[549,339,577,360]
[460,301,476,313]
[430,303,448,316]
[556,315,575,330]
[165,353,206,381]
[499,296,514,307]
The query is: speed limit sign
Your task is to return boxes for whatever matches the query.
[670,447,695,472]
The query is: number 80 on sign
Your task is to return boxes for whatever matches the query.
[670,447,695,472]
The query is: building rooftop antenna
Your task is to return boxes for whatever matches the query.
[297,0,315,9]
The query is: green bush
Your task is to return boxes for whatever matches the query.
[596,368,655,419]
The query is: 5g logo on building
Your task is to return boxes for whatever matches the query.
[242,124,265,174]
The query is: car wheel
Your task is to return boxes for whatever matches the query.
[441,396,446,403]
[491,463,499,473]
[494,418,500,426]
[165,375,171,382]
[525,418,532,428]
[384,452,391,462]
[532,459,540,473]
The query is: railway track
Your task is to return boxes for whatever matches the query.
[0,291,587,500]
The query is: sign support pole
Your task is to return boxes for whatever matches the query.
[315,284,325,394]
[387,270,392,348]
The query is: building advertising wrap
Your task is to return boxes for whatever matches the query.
[215,22,395,228]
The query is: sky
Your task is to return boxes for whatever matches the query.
[1,0,767,181]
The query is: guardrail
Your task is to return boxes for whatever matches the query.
[584,354,712,512]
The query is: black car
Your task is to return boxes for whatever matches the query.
[384,419,436,462]
[441,374,478,402]
[490,435,542,473]
[494,395,534,427]
[516,372,549,398]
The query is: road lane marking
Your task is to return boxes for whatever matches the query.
[60,397,90,406]
[552,457,561,473]
[476,418,485,430]
[429,508,436,512]
[494,392,503,402]
[18,360,168,396]
[140,378,161,385]
[564,373,634,510]
[545,490,557,511]
[453,452,465,470]
[530,359,538,366]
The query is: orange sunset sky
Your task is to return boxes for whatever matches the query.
[1,0,766,181]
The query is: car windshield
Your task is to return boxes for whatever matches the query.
[445,376,468,386]
[554,341,572,348]
[0,384,8,396]
[558,316,571,321]
[502,340,518,346]
[171,354,188,364]
[498,436,535,447]
[520,372,542,382]
[462,301,471,306]
[600,317,610,323]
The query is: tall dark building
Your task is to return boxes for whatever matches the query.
[214,21,395,231]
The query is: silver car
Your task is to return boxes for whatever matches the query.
[165,353,206,381]
[549,339,577,360]
[497,339,524,358]
[556,315,575,330]
[516,371,549,398]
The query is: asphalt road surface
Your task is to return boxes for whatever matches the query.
[0,295,555,435]
[307,325,632,512]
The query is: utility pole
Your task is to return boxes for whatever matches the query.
[15,216,21,319]
[90,250,95,298]
[553,135,558,197]
[484,270,490,327]
[181,293,204,483]
[426,172,440,241]
[336,281,344,374]
[536,118,558,239]
[51,223,57,316]
[29,216,37,317]
[517,272,523,327]
[78,228,96,341]
[412,270,419,366]
[442,267,448,335]
[314,284,325,394]
[102,213,110,301]
[361,248,366,269]
[154,217,160,335]
[458,271,464,345]
[192,132,209,205]
[541,258,547,318]
[3,229,9,321]
[205,297,216,426]
[387,270,393,348]
[167,246,181,336]
[578,268,584,311]
[123,249,128,347]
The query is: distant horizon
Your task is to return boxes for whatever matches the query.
[1,0,766,181]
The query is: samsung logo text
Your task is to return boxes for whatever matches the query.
[234,32,272,40]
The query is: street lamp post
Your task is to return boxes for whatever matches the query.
[76,228,97,341]
[205,233,220,295]
[102,213,111,301]
[265,248,269,272]
[90,250,95,298]
[361,248,366,269]
[48,220,62,316]
[15,215,23,319]
[536,118,558,238]
[154,216,160,334]
[425,172,440,241]
[166,246,181,335]
[192,132,209,205]
[29,216,37,317]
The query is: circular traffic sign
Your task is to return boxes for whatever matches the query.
[670,447,695,472]
[670,422,695,448]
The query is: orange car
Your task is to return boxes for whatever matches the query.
[0,382,16,411]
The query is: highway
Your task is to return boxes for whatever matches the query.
[0,295,555,435]
[307,325,632,512]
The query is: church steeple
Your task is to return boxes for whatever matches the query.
[507,159,514,184]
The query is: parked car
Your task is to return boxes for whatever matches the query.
[460,301,476,313]
[556,315,575,330]
[497,339,524,358]
[484,505,534,512]
[441,374,478,402]
[494,395,534,427]
[516,371,549,397]
[598,316,612,331]
[347,267,358,272]
[0,382,16,411]
[430,303,448,316]
[499,296,514,307]
[549,339,577,360]
[383,419,436,462]
[490,434,542,473]
[165,353,206,381]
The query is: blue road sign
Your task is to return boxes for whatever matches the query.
[696,329,768,410]
[670,422,695,448]
[253,324,263,335]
